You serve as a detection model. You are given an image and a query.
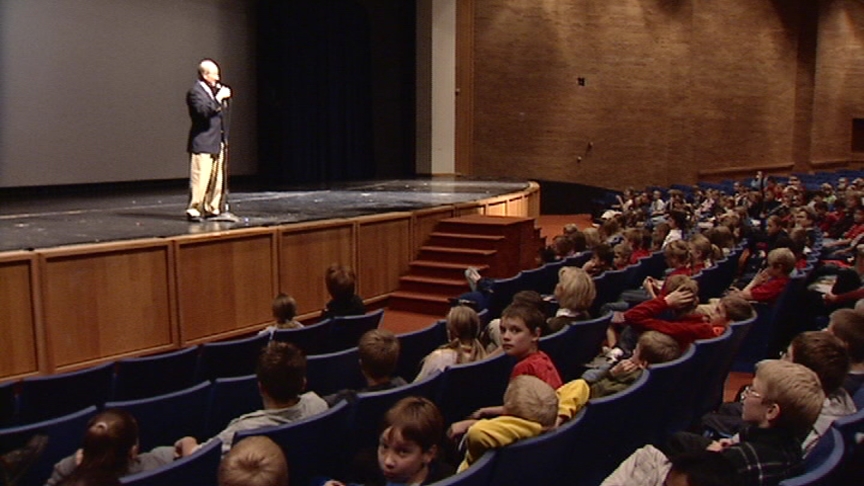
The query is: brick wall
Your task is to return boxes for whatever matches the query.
[470,0,861,189]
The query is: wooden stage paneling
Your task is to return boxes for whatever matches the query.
[0,183,539,381]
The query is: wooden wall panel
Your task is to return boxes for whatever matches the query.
[176,230,277,343]
[485,199,508,216]
[279,222,355,317]
[456,202,485,216]
[0,253,40,379]
[356,214,412,297]
[40,241,175,370]
[525,183,541,218]
[413,206,457,255]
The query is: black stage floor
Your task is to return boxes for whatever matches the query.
[0,178,530,252]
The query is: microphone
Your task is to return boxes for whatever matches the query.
[215,82,230,106]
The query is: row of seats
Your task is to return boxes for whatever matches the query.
[0,309,391,427]
[102,314,760,486]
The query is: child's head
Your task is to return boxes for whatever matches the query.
[623,228,643,250]
[664,450,739,486]
[667,209,688,230]
[591,243,615,269]
[786,331,850,395]
[717,296,754,323]
[219,436,289,486]
[688,235,715,264]
[76,409,139,478]
[554,267,596,313]
[765,248,795,277]
[271,293,297,324]
[664,275,699,314]
[510,290,546,314]
[324,264,356,300]
[765,215,784,236]
[500,304,545,359]
[632,331,681,366]
[652,223,671,250]
[582,227,601,249]
[794,207,815,229]
[706,225,735,250]
[828,308,864,365]
[446,305,481,343]
[551,235,574,258]
[358,329,401,381]
[567,230,587,253]
[664,240,691,269]
[745,360,823,437]
[502,375,558,429]
[377,397,443,485]
[257,342,306,403]
[600,218,620,240]
[612,242,633,269]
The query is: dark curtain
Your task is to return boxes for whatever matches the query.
[258,0,375,185]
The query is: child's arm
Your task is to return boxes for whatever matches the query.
[174,436,200,458]
[447,419,479,440]
[470,405,505,419]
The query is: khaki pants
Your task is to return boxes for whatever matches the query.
[187,144,225,216]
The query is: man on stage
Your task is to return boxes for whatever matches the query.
[185,59,233,221]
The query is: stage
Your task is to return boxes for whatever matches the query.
[0,177,539,381]
[0,178,531,252]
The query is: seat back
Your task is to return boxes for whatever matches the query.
[486,273,526,319]
[120,437,222,486]
[563,251,592,268]
[540,312,611,381]
[233,400,353,486]
[0,406,97,486]
[306,347,365,396]
[18,361,114,424]
[832,407,864,454]
[673,329,733,430]
[114,346,199,400]
[271,320,332,356]
[204,374,262,437]
[642,345,698,441]
[104,381,211,451]
[590,268,631,314]
[778,428,845,486]
[394,320,448,381]
[0,381,15,427]
[522,260,564,295]
[436,353,513,424]
[697,315,756,415]
[323,309,384,353]
[427,450,497,486]
[487,408,587,486]
[567,371,653,486]
[348,372,444,453]
[196,333,270,381]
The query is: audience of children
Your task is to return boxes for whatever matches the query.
[414,306,487,382]
[324,329,407,406]
[218,436,289,486]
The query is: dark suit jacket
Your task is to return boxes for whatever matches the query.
[186,81,229,154]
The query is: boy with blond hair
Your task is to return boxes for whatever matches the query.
[729,248,795,303]
[219,436,288,486]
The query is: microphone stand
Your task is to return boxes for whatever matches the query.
[210,93,239,223]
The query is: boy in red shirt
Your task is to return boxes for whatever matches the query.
[728,248,794,304]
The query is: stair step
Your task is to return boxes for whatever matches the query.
[399,275,469,294]
[388,291,453,316]
[427,232,506,250]
[420,246,497,256]
[408,261,490,280]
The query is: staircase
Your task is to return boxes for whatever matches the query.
[388,215,542,316]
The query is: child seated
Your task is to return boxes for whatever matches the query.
[259,293,304,335]
[219,436,289,486]
[613,360,824,486]
[175,342,328,456]
[560,331,681,424]
[643,240,692,299]
[322,264,366,319]
[325,329,407,406]
[322,397,453,486]
[414,305,487,382]
[827,308,864,397]
[612,242,633,270]
[601,449,740,486]
[449,375,558,472]
[728,247,794,303]
[544,266,596,335]
[48,409,174,485]
[582,243,615,277]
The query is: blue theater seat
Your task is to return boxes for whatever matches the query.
[394,320,448,381]
[120,437,222,486]
[196,333,270,381]
[18,361,114,424]
[323,309,384,353]
[114,346,199,401]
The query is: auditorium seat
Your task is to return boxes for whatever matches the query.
[0,381,18,427]
[322,309,384,353]
[778,428,846,486]
[486,409,587,485]
[485,273,526,319]
[120,438,222,485]
[642,345,698,441]
[436,352,513,425]
[271,320,332,356]
[204,374,262,437]
[697,315,756,416]
[590,267,631,315]
[232,400,353,486]
[306,347,366,396]
[196,333,270,381]
[104,381,211,451]
[113,346,200,401]
[539,312,611,381]
[521,259,564,295]
[393,319,448,381]
[668,330,732,433]
[0,405,96,486]
[347,371,444,453]
[18,361,114,424]
[427,449,497,486]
